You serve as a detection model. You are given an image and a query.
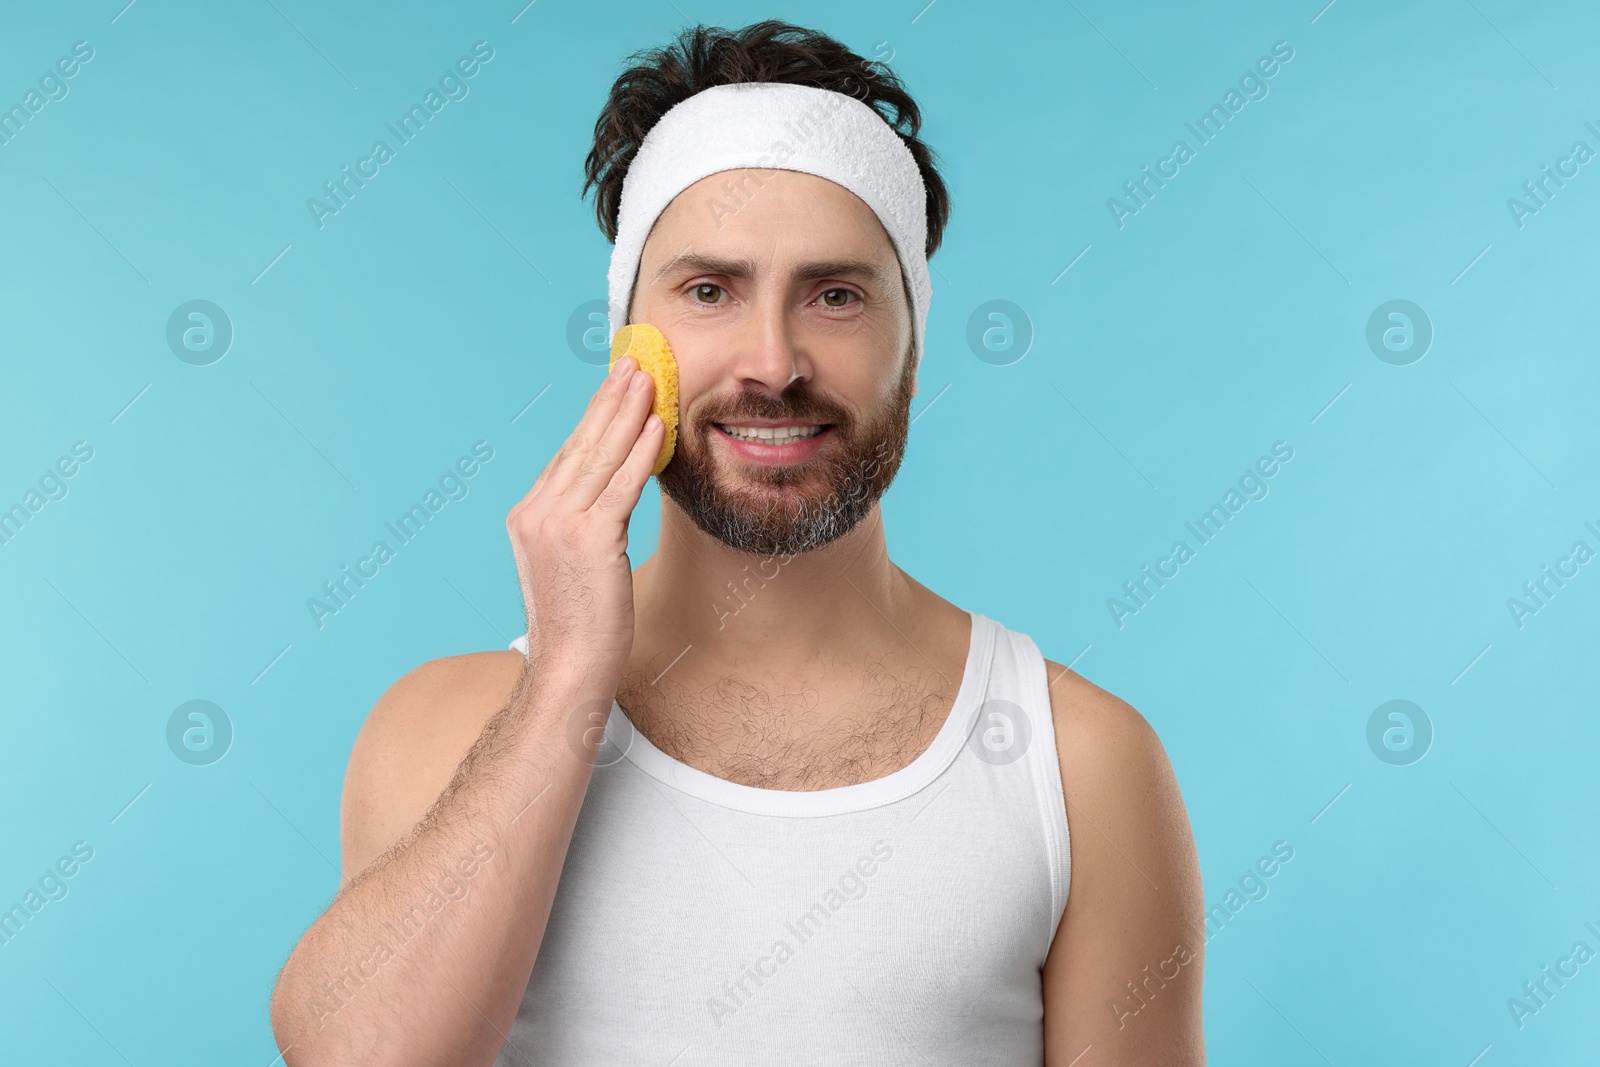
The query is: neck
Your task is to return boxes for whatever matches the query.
[631,498,912,679]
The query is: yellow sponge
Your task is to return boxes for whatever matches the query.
[609,323,679,475]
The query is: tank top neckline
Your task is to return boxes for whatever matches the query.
[606,609,998,818]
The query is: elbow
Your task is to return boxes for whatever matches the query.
[267,960,309,1066]
[268,951,335,1067]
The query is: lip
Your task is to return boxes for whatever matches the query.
[712,423,833,466]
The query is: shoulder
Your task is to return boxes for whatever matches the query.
[356,650,526,750]
[1038,658,1196,889]
[1040,659,1176,813]
[1037,658,1205,1059]
[339,649,527,888]
[1040,658,1161,765]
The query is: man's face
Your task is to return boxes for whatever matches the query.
[629,168,917,557]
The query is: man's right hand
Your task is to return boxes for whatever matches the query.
[506,353,663,680]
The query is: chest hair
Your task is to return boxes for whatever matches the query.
[616,655,959,791]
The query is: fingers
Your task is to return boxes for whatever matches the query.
[512,357,641,512]
[567,365,656,512]
[592,413,663,519]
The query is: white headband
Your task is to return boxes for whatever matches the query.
[606,81,932,373]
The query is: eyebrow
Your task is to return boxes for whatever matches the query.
[652,251,892,291]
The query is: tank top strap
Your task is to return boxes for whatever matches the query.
[973,617,1073,945]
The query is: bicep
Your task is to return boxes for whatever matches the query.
[1041,668,1206,1065]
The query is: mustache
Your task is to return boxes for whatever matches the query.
[695,386,850,427]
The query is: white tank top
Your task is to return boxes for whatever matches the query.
[496,609,1070,1064]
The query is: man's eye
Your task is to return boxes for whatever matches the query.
[692,283,724,304]
[820,288,856,308]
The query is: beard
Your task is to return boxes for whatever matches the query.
[655,342,916,557]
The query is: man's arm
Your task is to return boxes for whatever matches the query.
[267,347,665,1066]
[267,649,607,1067]
[1041,660,1207,1066]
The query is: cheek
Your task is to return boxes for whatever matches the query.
[673,355,709,415]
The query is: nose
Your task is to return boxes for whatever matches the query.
[726,288,810,393]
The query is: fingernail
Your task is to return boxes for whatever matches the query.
[610,356,633,379]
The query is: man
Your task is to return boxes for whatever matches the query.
[270,20,1204,1066]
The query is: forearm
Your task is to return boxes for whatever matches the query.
[270,660,608,1067]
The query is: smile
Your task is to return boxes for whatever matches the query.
[715,424,828,445]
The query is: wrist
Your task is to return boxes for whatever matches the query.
[517,650,621,711]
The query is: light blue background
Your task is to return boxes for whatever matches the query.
[3,0,1597,1063]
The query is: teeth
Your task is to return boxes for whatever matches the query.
[719,424,824,445]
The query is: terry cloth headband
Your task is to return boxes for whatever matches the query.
[606,80,932,373]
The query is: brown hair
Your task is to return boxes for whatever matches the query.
[582,20,951,259]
